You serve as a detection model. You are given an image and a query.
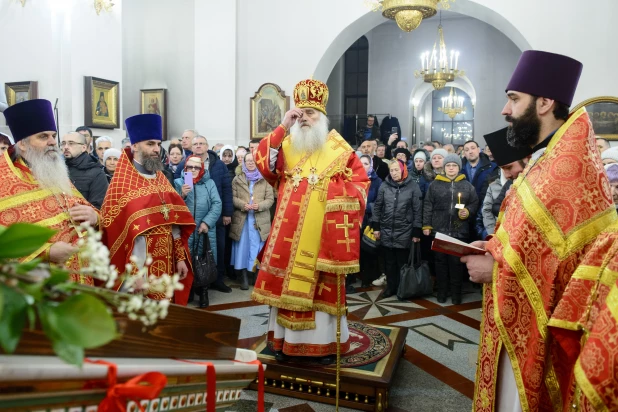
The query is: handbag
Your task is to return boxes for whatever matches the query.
[397,242,432,300]
[192,233,218,288]
[361,225,379,254]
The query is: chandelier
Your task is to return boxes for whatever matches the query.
[94,0,114,15]
[365,0,455,32]
[414,20,464,90]
[439,88,464,119]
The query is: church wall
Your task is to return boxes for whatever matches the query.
[0,0,124,144]
[122,0,195,142]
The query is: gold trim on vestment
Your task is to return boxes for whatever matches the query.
[516,180,616,260]
[492,266,530,411]
[315,260,360,275]
[325,199,360,212]
[571,265,618,288]
[495,227,563,410]
[276,317,316,331]
[574,358,609,412]
[108,205,194,258]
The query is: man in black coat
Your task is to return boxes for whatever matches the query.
[61,132,109,209]
[359,138,389,180]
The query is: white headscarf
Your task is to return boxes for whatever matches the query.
[219,144,236,163]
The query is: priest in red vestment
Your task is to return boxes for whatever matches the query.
[101,114,195,305]
[0,99,99,284]
[251,79,369,364]
[461,51,616,411]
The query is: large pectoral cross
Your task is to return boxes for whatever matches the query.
[161,202,170,221]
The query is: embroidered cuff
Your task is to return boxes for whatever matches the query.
[173,237,186,262]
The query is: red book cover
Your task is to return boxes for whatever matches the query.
[431,232,486,258]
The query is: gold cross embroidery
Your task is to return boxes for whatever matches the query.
[329,137,347,151]
[318,282,332,295]
[312,178,329,202]
[291,194,307,208]
[336,215,354,238]
[255,150,268,169]
[133,224,140,231]
[338,238,356,252]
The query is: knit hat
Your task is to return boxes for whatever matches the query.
[443,153,462,169]
[602,148,618,164]
[103,148,121,164]
[606,164,618,184]
[414,150,427,161]
[431,148,448,159]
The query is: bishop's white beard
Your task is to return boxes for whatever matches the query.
[290,113,329,155]
[20,144,73,194]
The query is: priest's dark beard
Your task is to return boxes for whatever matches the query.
[505,99,541,149]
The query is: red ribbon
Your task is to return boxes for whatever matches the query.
[233,359,265,412]
[172,358,217,412]
[85,359,167,412]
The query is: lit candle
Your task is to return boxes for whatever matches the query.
[455,51,459,70]
[420,54,425,70]
[458,192,461,204]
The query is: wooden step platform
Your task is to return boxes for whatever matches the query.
[249,323,407,412]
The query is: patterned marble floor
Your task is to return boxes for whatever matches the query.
[201,276,483,411]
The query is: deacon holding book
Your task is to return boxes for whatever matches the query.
[101,114,195,305]
[461,51,616,411]
[251,79,369,365]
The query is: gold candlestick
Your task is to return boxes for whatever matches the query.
[458,192,461,204]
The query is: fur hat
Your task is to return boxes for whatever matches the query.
[443,153,462,169]
[103,148,121,164]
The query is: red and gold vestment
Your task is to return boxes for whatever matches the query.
[0,149,98,284]
[251,125,369,355]
[101,148,195,305]
[474,108,616,411]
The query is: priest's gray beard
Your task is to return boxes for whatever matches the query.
[17,143,73,194]
[290,113,329,155]
[136,150,164,173]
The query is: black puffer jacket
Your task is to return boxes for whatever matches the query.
[372,175,423,249]
[423,174,479,239]
[66,152,109,209]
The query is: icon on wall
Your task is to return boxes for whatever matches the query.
[250,83,290,140]
[140,88,167,140]
[84,76,119,129]
[5,81,38,107]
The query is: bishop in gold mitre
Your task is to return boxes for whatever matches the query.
[251,79,369,364]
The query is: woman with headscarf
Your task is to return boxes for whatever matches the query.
[234,147,248,176]
[359,154,383,287]
[372,159,422,298]
[174,155,222,308]
[606,163,618,212]
[219,144,238,181]
[229,152,274,289]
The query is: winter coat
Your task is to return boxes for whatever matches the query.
[65,152,109,209]
[422,174,479,239]
[363,171,382,227]
[481,172,505,237]
[493,180,512,217]
[372,155,390,181]
[462,152,497,201]
[410,168,430,199]
[174,171,222,261]
[174,151,233,221]
[372,175,423,250]
[104,167,114,184]
[422,161,441,183]
[229,175,274,242]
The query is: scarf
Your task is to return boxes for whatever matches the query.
[394,159,408,182]
[219,144,236,163]
[185,155,205,184]
[243,161,263,182]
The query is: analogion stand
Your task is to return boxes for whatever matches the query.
[249,323,407,412]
